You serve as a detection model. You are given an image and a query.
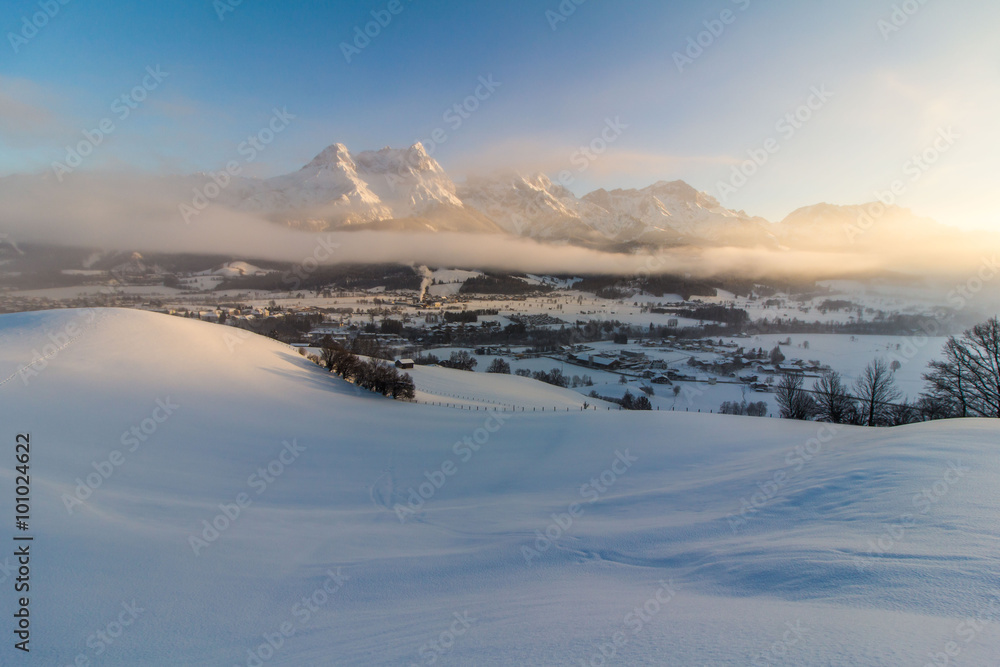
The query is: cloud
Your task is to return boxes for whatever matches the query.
[0,169,995,282]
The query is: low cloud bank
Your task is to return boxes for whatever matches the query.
[0,170,993,280]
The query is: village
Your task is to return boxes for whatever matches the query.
[0,261,953,416]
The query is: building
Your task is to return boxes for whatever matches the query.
[395,359,415,370]
[588,356,621,370]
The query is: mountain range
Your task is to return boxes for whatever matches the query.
[210,142,958,252]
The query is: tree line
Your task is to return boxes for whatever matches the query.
[776,317,1000,425]
[318,345,415,400]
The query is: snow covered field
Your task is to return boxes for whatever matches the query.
[1,309,998,665]
[405,363,612,411]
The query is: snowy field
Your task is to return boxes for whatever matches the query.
[405,363,613,412]
[1,310,998,665]
[410,330,950,417]
[721,333,949,399]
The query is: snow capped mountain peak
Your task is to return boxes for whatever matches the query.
[226,143,504,233]
[302,143,355,171]
[457,171,603,239]
[354,143,445,178]
[456,172,776,244]
[643,179,728,211]
[579,180,773,243]
[352,144,466,216]
[223,142,950,248]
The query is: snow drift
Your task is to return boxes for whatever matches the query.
[0,309,998,665]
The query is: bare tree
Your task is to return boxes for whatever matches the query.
[923,318,1000,418]
[391,372,416,400]
[812,371,854,424]
[776,373,817,420]
[332,349,360,381]
[320,346,339,371]
[888,400,919,426]
[442,351,478,371]
[854,359,902,426]
[486,358,511,374]
[318,335,339,371]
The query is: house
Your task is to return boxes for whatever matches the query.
[395,359,415,370]
[589,356,621,370]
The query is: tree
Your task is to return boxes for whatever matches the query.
[319,335,341,371]
[776,373,816,420]
[621,391,636,410]
[380,319,403,335]
[719,401,744,415]
[812,372,854,424]
[916,394,956,422]
[350,336,388,360]
[486,358,511,374]
[374,360,397,395]
[719,400,769,417]
[632,395,653,410]
[922,318,1000,419]
[620,391,650,410]
[320,345,339,371]
[769,345,786,366]
[854,359,902,426]
[332,349,360,381]
[392,372,416,400]
[888,400,919,426]
[532,368,568,388]
[442,351,478,371]
[413,353,440,366]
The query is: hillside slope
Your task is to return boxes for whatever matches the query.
[1,310,998,665]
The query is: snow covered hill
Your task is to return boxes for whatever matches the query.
[406,362,613,412]
[1,309,999,665]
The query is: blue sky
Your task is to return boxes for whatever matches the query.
[1,0,998,229]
